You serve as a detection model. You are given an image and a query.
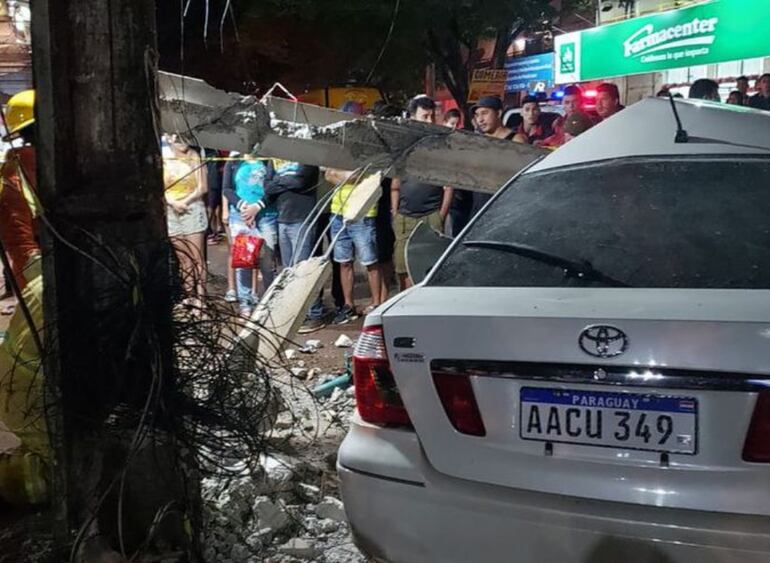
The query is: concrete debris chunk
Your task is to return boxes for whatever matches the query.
[306,367,321,381]
[324,543,368,563]
[274,414,294,430]
[245,529,271,550]
[206,477,259,523]
[277,538,319,560]
[334,334,354,348]
[297,483,321,503]
[299,339,323,354]
[290,367,308,379]
[318,518,341,533]
[229,543,251,562]
[285,349,297,360]
[253,496,290,532]
[259,454,296,493]
[315,497,347,523]
[330,387,345,403]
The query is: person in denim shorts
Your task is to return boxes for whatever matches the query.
[325,168,382,325]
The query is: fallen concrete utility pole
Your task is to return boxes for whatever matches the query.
[159,72,547,194]
[239,256,331,361]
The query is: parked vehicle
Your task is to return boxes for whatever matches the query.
[503,103,563,130]
[338,98,770,563]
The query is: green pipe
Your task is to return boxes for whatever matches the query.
[312,373,352,397]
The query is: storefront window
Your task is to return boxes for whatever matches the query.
[689,65,709,81]
[743,58,764,77]
[664,57,769,99]
[717,61,741,78]
[666,67,688,84]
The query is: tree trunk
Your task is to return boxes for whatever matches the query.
[492,24,512,69]
[426,25,471,124]
[31,0,195,560]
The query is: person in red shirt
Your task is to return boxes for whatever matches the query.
[515,95,552,144]
[0,90,39,291]
[538,85,586,148]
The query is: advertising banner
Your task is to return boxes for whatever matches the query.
[555,0,770,83]
[468,69,508,102]
[505,53,555,93]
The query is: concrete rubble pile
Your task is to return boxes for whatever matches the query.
[201,446,363,562]
[200,336,360,562]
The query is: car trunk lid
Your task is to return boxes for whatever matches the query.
[381,286,770,515]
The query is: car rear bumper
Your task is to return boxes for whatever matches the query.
[338,419,770,563]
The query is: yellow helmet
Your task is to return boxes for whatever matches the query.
[5,89,35,137]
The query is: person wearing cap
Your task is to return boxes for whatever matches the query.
[391,95,453,290]
[515,95,552,144]
[0,89,40,291]
[471,96,515,140]
[562,111,594,143]
[467,96,519,216]
[535,110,594,150]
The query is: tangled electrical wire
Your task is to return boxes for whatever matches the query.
[0,219,316,562]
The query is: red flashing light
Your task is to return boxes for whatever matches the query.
[352,326,412,428]
[432,372,486,437]
[584,89,598,98]
[743,391,770,462]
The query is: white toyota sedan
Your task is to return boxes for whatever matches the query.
[338,98,770,563]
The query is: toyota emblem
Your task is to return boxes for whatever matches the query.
[579,325,628,358]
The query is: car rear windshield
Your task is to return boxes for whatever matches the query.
[429,157,770,289]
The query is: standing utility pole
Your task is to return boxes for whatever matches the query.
[32,0,194,559]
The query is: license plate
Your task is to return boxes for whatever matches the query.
[519,387,697,454]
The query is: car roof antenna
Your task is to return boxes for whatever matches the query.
[668,93,689,143]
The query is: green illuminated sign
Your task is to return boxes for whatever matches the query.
[555,0,770,83]
[559,42,576,74]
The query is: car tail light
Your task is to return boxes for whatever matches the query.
[432,372,486,436]
[743,391,770,462]
[352,326,412,428]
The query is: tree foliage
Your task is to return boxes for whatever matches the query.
[159,0,583,107]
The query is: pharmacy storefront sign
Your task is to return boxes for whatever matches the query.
[555,0,770,83]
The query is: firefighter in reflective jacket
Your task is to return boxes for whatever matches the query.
[0,89,39,291]
[0,89,47,505]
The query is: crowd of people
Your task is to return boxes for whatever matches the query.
[3,72,769,322]
[158,81,630,331]
[154,72,770,332]
[661,73,770,108]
